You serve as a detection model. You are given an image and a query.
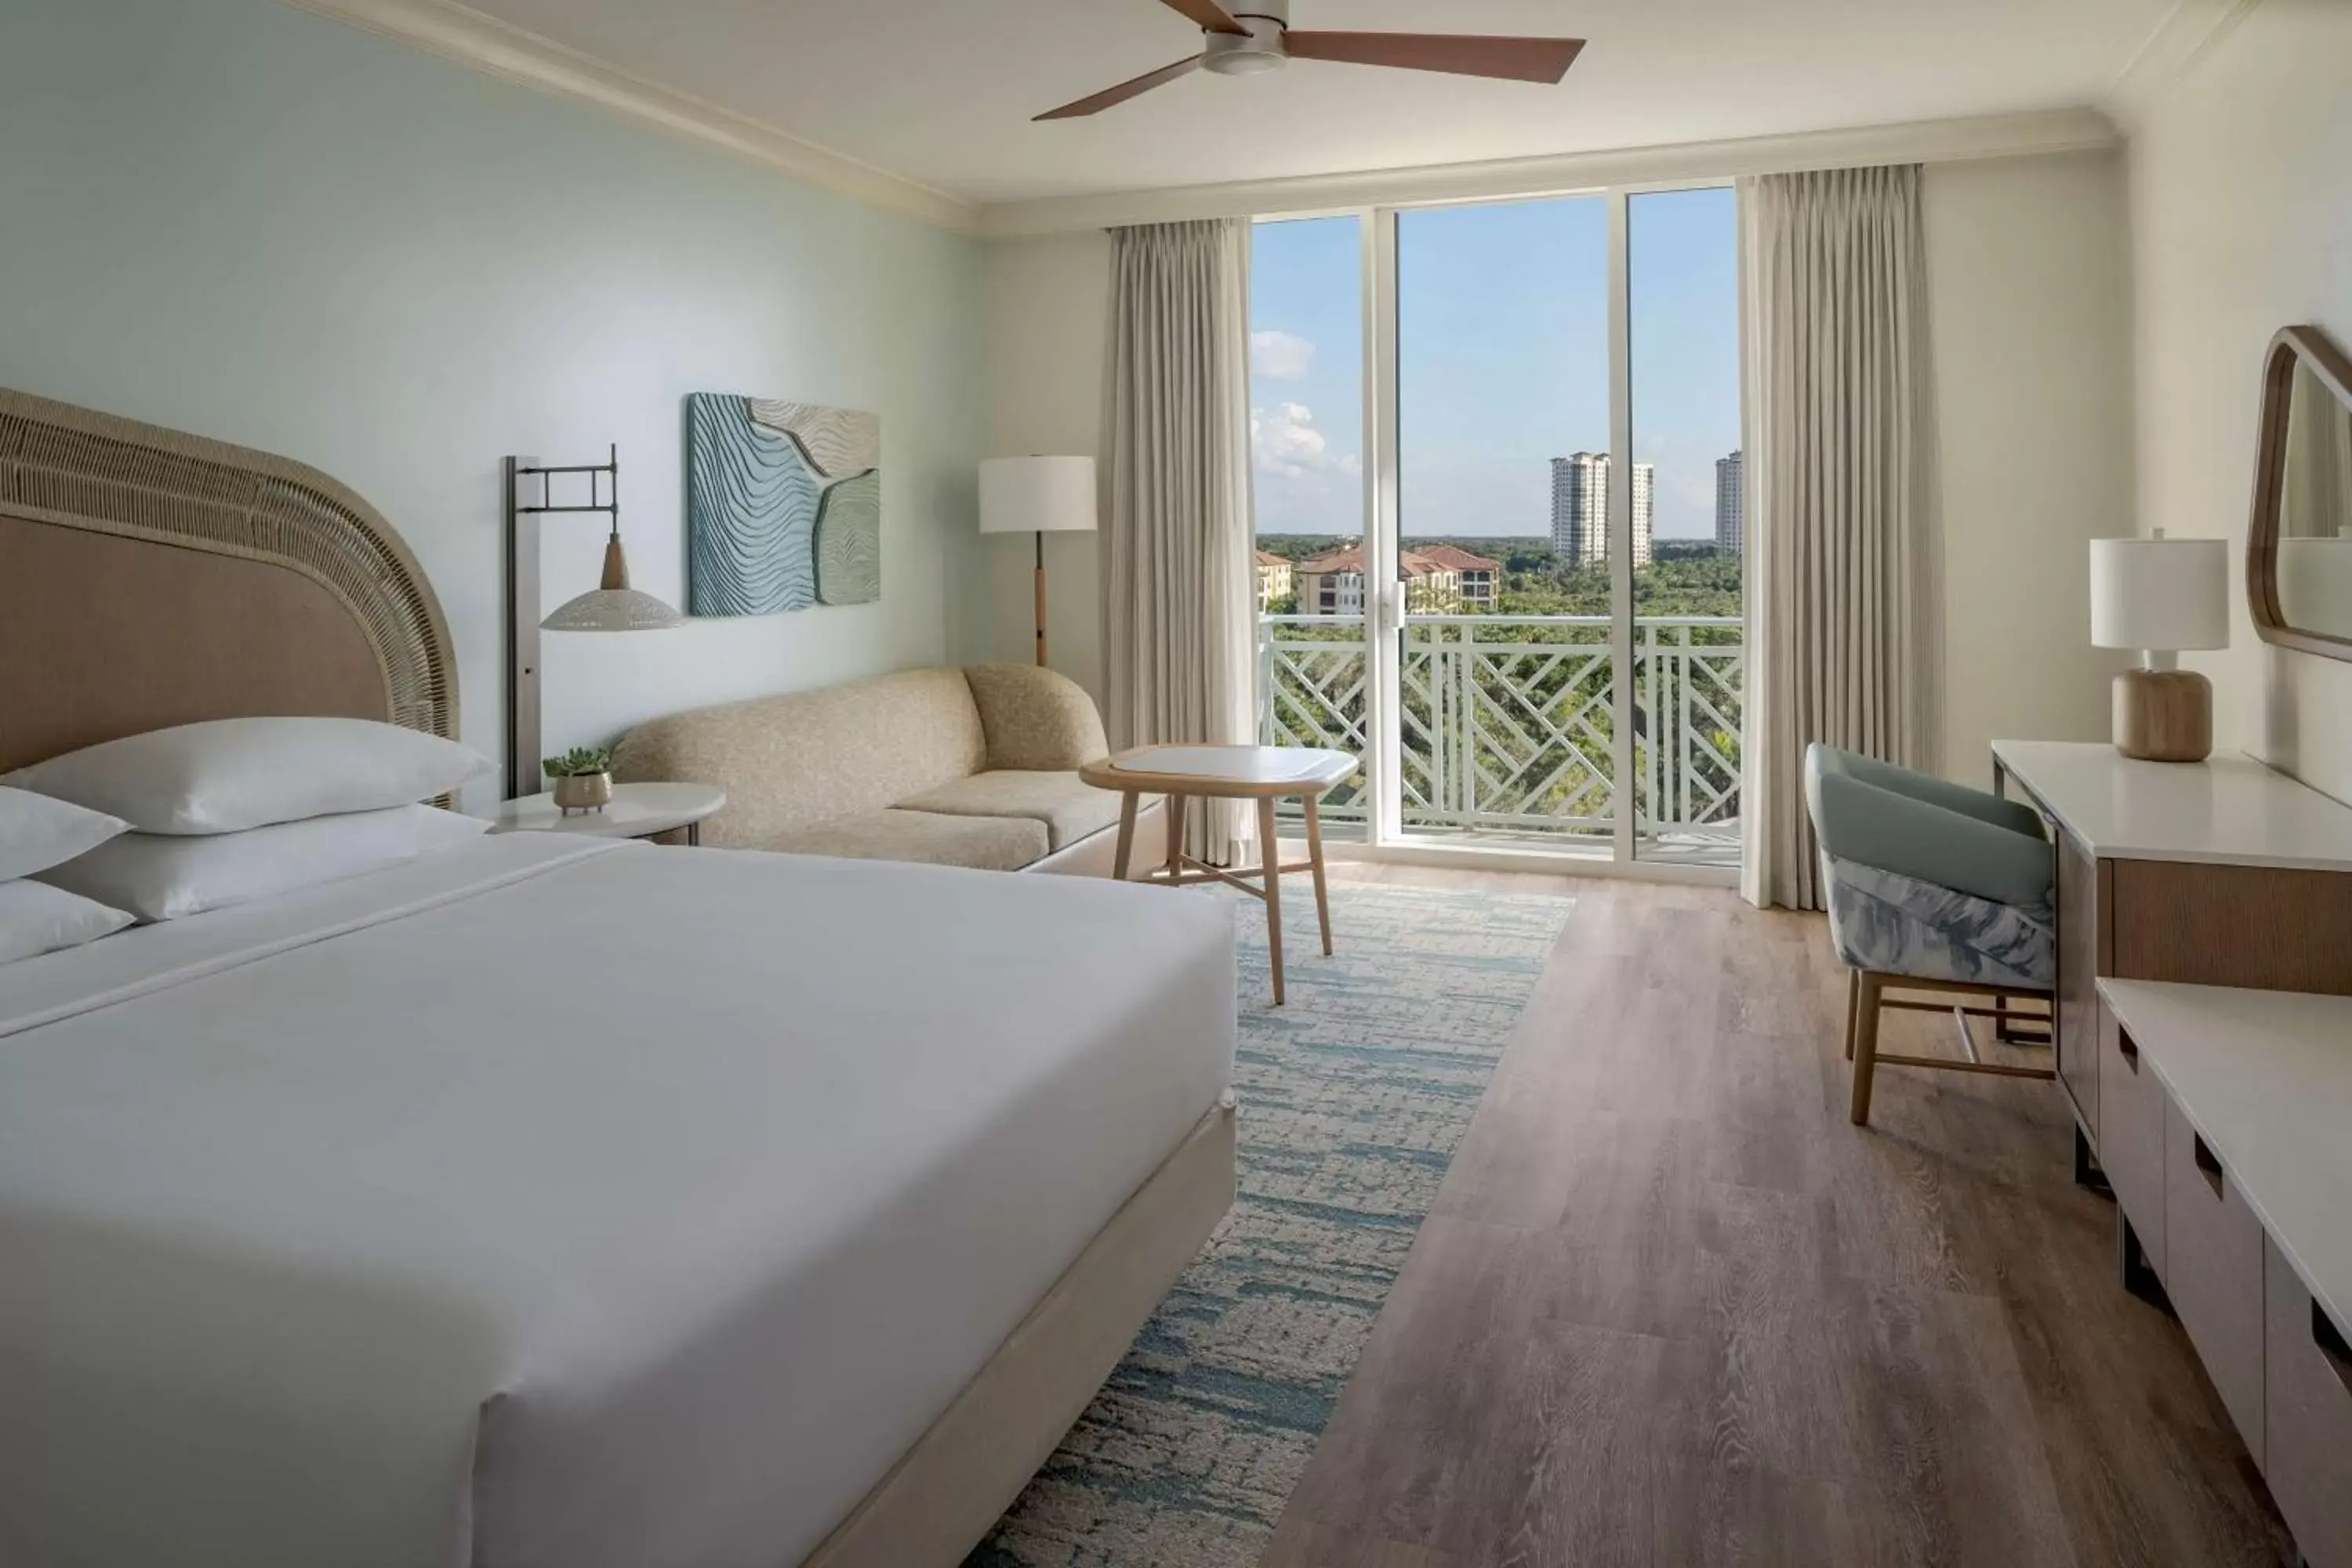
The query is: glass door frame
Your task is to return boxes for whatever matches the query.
[1287,179,1738,874]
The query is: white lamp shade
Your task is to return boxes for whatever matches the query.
[2089,536,2230,651]
[980,456,1097,535]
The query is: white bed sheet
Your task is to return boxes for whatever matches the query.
[0,836,1236,1568]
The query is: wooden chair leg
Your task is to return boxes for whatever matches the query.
[1843,969,1860,1062]
[1849,971,1885,1127]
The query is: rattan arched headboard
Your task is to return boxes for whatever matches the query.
[0,388,458,773]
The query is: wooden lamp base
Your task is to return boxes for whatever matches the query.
[2112,668,2212,762]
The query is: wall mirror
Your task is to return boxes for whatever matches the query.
[2252,324,2352,659]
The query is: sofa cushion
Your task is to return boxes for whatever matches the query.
[964,664,1109,771]
[769,808,1047,872]
[896,770,1124,852]
[613,669,985,849]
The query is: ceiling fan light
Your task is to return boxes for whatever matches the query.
[1203,50,1283,75]
[1201,19,1287,76]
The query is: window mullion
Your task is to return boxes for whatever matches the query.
[1606,187,1636,866]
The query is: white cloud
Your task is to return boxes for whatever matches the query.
[1250,329,1316,382]
[1252,401,1362,482]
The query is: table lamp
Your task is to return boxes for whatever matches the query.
[980,456,1098,667]
[2090,530,2229,762]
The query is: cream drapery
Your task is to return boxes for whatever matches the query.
[1101,218,1258,865]
[1740,164,1942,910]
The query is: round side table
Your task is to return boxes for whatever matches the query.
[1079,744,1360,1007]
[488,782,726,845]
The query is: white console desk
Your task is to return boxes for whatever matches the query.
[2099,982,2352,1568]
[1989,742,2352,1566]
[1989,741,2352,1161]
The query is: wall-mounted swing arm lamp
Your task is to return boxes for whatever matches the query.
[504,445,683,800]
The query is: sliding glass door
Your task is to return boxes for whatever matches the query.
[1394,196,1613,851]
[1247,185,1745,872]
[1627,187,1744,866]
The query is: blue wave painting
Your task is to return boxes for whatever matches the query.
[687,394,821,616]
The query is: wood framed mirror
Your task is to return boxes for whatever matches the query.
[2251,324,2352,662]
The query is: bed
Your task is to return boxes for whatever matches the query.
[0,388,1239,1567]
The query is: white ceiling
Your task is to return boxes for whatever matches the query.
[456,0,2172,206]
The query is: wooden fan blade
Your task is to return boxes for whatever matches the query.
[1283,32,1585,84]
[1156,0,1248,35]
[1035,55,1203,120]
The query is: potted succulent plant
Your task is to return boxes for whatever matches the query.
[544,746,615,815]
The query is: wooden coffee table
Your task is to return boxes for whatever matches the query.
[1080,744,1360,1006]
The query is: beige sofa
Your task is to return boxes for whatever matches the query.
[612,665,1163,877]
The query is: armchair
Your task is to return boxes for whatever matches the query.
[1805,743,2058,1126]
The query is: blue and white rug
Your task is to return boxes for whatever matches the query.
[970,880,1573,1568]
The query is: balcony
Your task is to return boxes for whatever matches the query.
[1257,614,1744,864]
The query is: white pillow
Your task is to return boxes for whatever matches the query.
[36,805,490,923]
[0,879,135,964]
[0,786,129,881]
[5,717,490,836]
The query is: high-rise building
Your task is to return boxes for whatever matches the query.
[1550,452,1655,568]
[1550,452,1606,565]
[1630,460,1655,568]
[1715,450,1745,557]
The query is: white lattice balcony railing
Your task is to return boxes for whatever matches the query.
[1257,614,1744,848]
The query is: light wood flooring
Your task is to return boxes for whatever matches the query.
[1261,865,2293,1568]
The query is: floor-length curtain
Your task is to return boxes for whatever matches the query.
[1740,164,1941,910]
[1101,218,1258,864]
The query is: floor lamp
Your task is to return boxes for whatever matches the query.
[980,456,1098,667]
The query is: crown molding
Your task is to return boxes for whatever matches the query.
[975,107,2122,238]
[2106,0,2263,129]
[279,0,979,234]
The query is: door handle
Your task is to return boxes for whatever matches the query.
[2193,1132,2225,1199]
[2314,1300,2352,1399]
[2117,1033,2140,1073]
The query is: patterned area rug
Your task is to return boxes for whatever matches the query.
[970,880,1573,1568]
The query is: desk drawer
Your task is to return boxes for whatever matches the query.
[2097,1007,2164,1278]
[2164,1098,2265,1464]
[2267,1241,2352,1568]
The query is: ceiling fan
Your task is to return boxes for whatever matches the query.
[1036,0,1586,120]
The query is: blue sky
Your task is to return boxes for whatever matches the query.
[1249,187,1741,541]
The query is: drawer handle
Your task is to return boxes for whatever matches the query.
[2117,1032,2140,1073]
[2314,1301,2352,1399]
[2192,1133,2225,1199]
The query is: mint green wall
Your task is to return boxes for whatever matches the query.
[0,0,988,800]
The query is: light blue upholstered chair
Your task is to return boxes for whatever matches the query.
[1804,743,2059,1126]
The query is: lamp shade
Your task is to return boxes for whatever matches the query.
[2089,536,2229,652]
[540,535,682,632]
[980,456,1097,535]
[541,586,683,632]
